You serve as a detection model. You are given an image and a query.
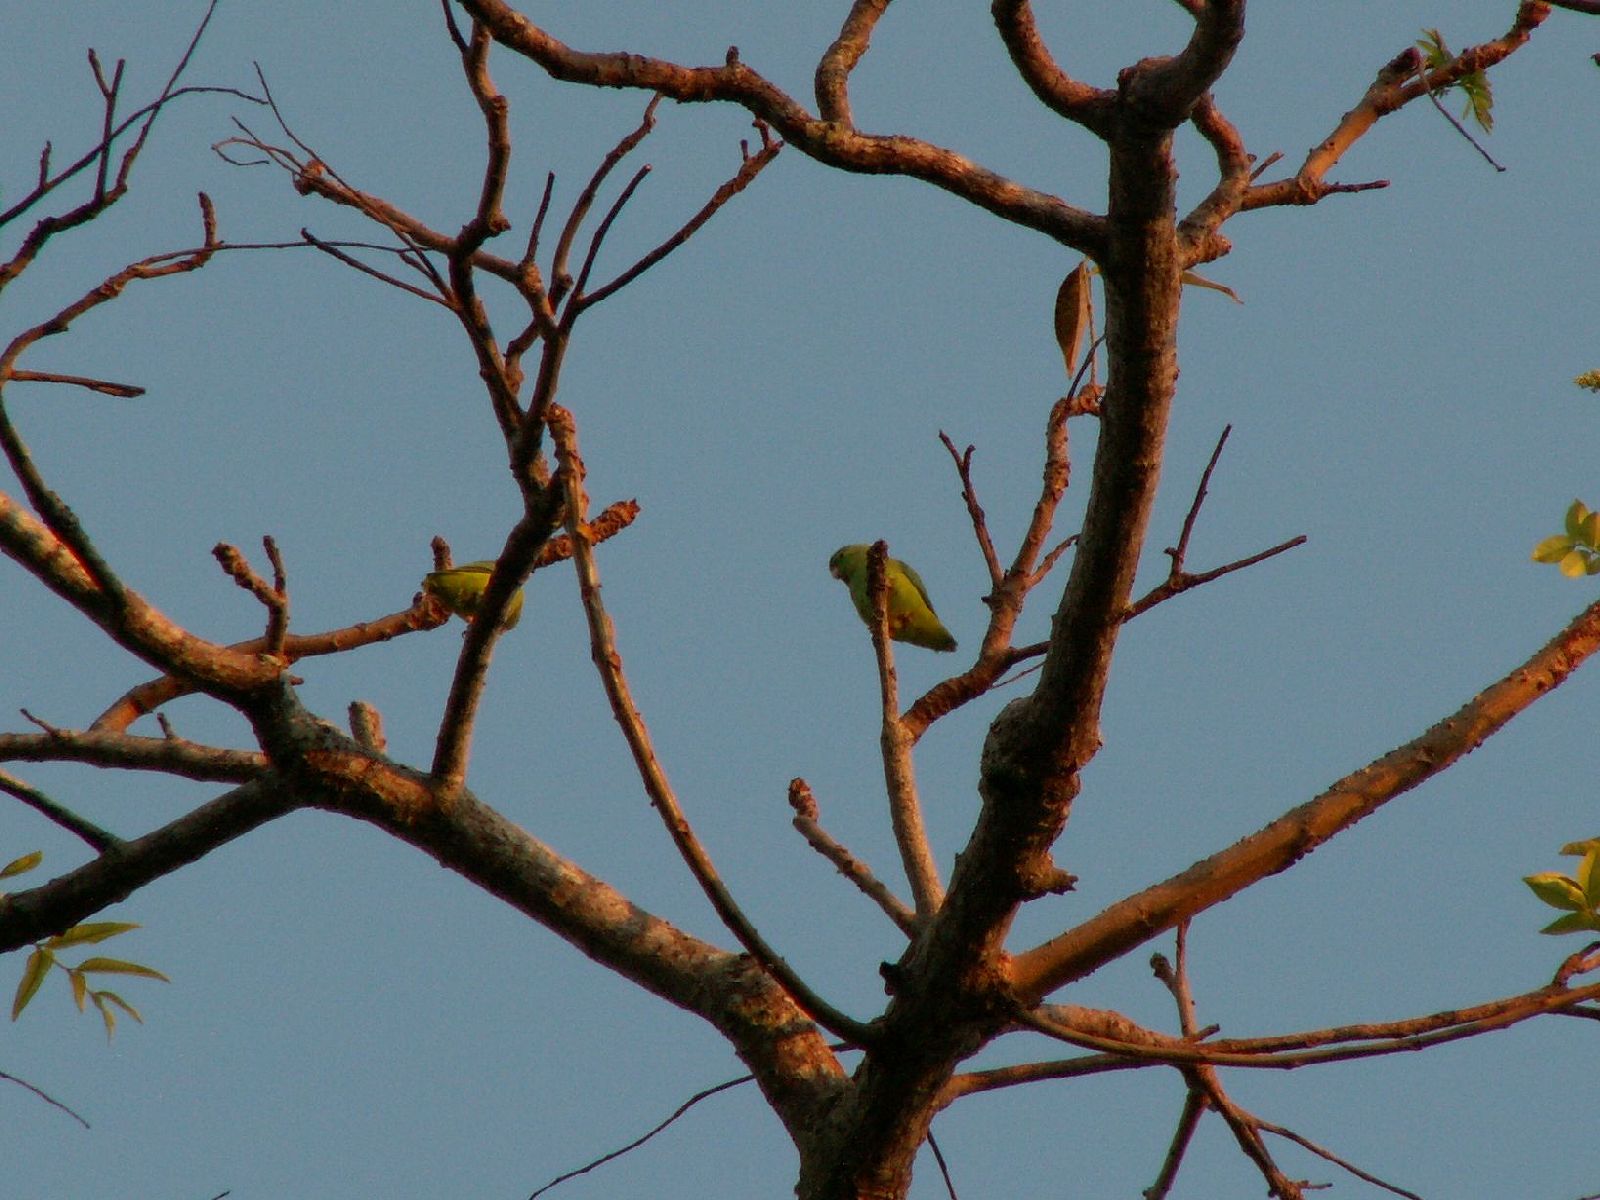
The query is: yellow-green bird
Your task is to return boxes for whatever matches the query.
[422,561,524,630]
[828,544,957,652]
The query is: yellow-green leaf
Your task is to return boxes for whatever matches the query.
[1579,512,1600,549]
[1565,500,1589,539]
[44,921,139,950]
[1524,872,1586,911]
[95,989,143,1024]
[1532,535,1574,563]
[12,947,53,1020]
[1559,549,1591,578]
[0,850,43,880]
[1559,838,1600,856]
[90,992,117,1039]
[70,968,87,1012]
[1417,28,1450,69]
[74,957,169,982]
[1581,849,1600,909]
[1540,911,1600,935]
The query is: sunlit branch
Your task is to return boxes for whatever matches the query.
[815,0,893,127]
[1243,2,1548,213]
[868,542,944,920]
[457,0,1106,252]
[0,729,266,782]
[550,404,872,1044]
[788,776,918,938]
[1014,594,1600,997]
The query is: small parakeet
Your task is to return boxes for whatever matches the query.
[422,561,524,630]
[828,544,957,652]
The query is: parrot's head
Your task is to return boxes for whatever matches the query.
[828,545,864,582]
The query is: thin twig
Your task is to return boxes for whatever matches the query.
[550,405,872,1044]
[939,433,1003,589]
[298,229,450,306]
[576,122,781,313]
[550,96,661,308]
[5,370,144,398]
[1171,426,1232,570]
[787,778,917,937]
[1417,58,1505,172]
[1123,534,1307,623]
[926,1127,961,1200]
[0,769,121,853]
[1256,1119,1425,1200]
[527,1075,752,1199]
[0,1068,91,1130]
[568,164,651,310]
[1143,1090,1206,1200]
[211,539,289,654]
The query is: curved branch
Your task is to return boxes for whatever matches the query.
[1123,0,1245,126]
[1012,595,1600,999]
[455,0,1106,253]
[989,0,1116,136]
[816,0,893,127]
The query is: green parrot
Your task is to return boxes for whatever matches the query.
[828,544,957,652]
[422,561,524,630]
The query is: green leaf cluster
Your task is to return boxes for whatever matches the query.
[1418,28,1495,132]
[3,850,169,1038]
[1524,839,1600,934]
[1531,500,1600,578]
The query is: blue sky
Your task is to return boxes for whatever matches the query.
[3,2,1599,1197]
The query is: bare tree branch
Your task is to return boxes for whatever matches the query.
[989,1,1115,135]
[1014,595,1600,998]
[0,729,265,782]
[816,1,894,127]
[550,404,872,1044]
[0,768,121,852]
[456,0,1106,252]
[5,370,144,398]
[0,778,295,953]
[867,542,943,920]
[0,1068,91,1130]
[788,777,918,937]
